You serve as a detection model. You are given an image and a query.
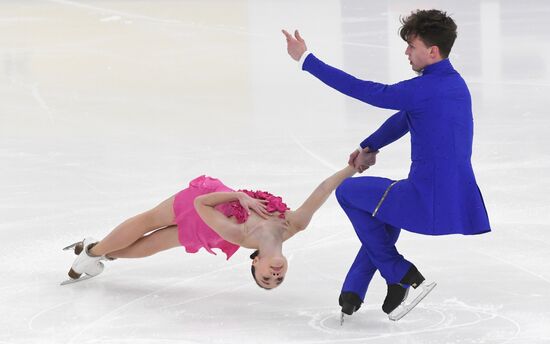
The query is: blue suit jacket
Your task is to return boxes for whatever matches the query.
[303,54,490,235]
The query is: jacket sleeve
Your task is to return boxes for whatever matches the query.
[303,53,419,111]
[360,110,409,151]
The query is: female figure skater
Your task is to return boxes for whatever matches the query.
[62,156,376,289]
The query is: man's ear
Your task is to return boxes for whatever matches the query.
[430,45,441,59]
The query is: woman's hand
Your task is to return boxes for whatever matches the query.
[349,147,378,173]
[237,192,271,219]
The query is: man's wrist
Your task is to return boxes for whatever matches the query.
[360,144,377,153]
[299,50,311,67]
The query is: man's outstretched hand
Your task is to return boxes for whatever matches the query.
[282,29,307,61]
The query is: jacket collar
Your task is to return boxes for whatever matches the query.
[421,58,453,75]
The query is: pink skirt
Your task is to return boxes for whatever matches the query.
[172,175,240,260]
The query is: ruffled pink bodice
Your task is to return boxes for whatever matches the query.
[172,175,290,260]
[217,189,290,224]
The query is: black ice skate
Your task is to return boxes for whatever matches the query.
[382,284,409,314]
[339,292,363,325]
[383,265,436,321]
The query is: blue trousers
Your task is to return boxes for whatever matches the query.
[336,182,412,301]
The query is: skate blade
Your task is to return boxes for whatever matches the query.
[60,274,94,286]
[63,241,84,255]
[388,281,437,321]
[340,312,353,326]
[62,242,79,251]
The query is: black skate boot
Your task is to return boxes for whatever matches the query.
[339,292,363,325]
[382,265,424,314]
[339,292,363,315]
[383,265,436,321]
[400,264,425,289]
[382,284,409,314]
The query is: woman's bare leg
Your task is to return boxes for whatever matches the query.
[107,226,180,258]
[90,196,176,256]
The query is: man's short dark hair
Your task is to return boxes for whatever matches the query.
[399,9,457,58]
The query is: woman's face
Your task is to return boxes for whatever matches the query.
[252,255,288,289]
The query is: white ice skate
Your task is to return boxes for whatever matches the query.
[61,237,104,285]
[388,280,437,321]
[63,240,116,261]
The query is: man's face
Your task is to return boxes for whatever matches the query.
[405,35,435,72]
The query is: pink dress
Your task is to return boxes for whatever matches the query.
[172,175,290,260]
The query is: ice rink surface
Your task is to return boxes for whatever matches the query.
[1,0,549,343]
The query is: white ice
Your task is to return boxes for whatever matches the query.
[1,1,549,343]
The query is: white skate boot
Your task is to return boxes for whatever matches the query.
[63,240,116,261]
[61,237,104,285]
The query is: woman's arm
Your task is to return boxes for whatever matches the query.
[284,166,357,239]
[193,192,246,245]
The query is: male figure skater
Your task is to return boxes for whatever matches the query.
[283,9,491,321]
